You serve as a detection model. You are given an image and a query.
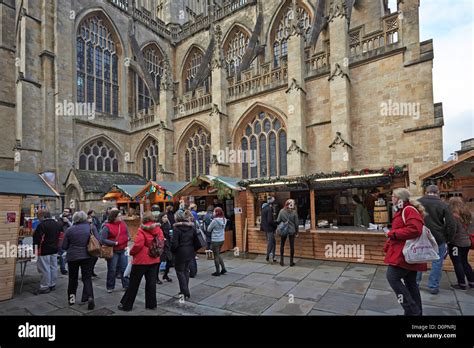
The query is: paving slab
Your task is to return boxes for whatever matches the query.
[359,289,402,314]
[458,301,474,315]
[225,293,276,315]
[286,279,331,302]
[251,278,298,298]
[452,288,474,304]
[184,284,222,303]
[330,277,371,295]
[256,263,287,275]
[293,259,323,269]
[262,297,316,316]
[422,305,461,316]
[340,264,377,280]
[311,290,364,315]
[306,265,345,283]
[199,286,251,309]
[308,309,340,316]
[44,307,83,316]
[274,266,313,281]
[420,288,459,309]
[227,262,268,275]
[232,273,274,289]
[203,272,246,288]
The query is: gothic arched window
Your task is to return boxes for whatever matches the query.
[272,1,312,67]
[78,139,119,172]
[241,112,287,179]
[184,127,211,181]
[141,139,159,181]
[77,15,120,115]
[136,44,165,112]
[224,26,250,77]
[183,47,211,93]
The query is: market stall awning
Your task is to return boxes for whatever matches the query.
[132,181,188,202]
[0,170,60,197]
[240,166,407,192]
[103,184,146,202]
[173,175,244,197]
[420,150,474,180]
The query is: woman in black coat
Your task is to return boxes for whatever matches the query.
[171,210,196,299]
[157,212,173,284]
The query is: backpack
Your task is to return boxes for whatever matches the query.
[401,206,440,264]
[148,234,165,258]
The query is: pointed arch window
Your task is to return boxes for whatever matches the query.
[240,112,287,179]
[224,26,250,77]
[141,139,159,181]
[184,127,211,181]
[183,47,211,93]
[79,139,119,172]
[272,1,312,67]
[136,44,165,113]
[77,15,120,115]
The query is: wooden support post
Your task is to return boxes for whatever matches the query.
[310,189,316,230]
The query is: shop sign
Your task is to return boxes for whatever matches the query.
[311,176,391,190]
[6,212,16,223]
[234,207,242,214]
[207,187,219,195]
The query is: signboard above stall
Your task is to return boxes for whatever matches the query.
[311,175,392,190]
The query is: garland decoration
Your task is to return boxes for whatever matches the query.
[237,165,407,188]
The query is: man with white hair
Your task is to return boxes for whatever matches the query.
[417,185,456,294]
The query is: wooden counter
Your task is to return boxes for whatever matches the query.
[246,226,472,272]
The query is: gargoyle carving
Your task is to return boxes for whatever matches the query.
[329,132,353,150]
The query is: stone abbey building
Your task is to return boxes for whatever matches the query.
[0,0,443,210]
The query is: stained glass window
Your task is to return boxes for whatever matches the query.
[78,139,120,172]
[77,15,119,115]
[141,139,159,181]
[184,127,211,181]
[241,111,287,179]
[224,26,250,76]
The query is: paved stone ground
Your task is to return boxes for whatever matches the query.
[1,253,473,316]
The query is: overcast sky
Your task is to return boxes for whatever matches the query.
[418,0,474,160]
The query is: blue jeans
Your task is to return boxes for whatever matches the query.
[417,243,447,290]
[58,249,67,272]
[106,250,129,290]
[266,232,276,259]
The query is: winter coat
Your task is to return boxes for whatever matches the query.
[171,221,196,262]
[167,211,176,226]
[383,203,428,272]
[62,221,100,262]
[260,203,277,233]
[449,214,472,248]
[129,222,163,265]
[159,221,173,262]
[208,217,227,243]
[277,208,299,235]
[417,195,455,245]
[33,218,62,256]
[101,221,130,251]
[191,210,199,223]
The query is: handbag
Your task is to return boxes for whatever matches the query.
[401,206,440,264]
[193,227,207,251]
[101,224,121,260]
[469,234,474,250]
[87,227,102,257]
[276,221,289,237]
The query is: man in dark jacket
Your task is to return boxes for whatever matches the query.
[417,185,456,294]
[57,207,73,275]
[33,209,62,294]
[261,196,277,263]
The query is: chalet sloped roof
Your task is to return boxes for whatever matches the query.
[66,169,147,194]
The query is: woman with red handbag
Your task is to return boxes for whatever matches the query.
[447,197,474,290]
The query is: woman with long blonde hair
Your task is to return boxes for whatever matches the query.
[447,197,473,290]
[276,199,299,267]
